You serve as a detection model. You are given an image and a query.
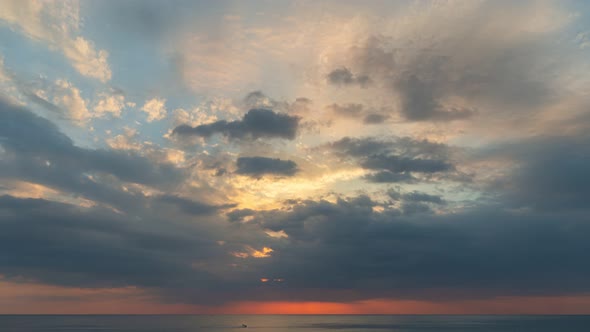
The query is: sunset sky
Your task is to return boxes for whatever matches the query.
[1,0,590,314]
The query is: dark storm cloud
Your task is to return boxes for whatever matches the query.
[155,194,236,215]
[226,208,256,222]
[328,136,391,157]
[387,189,445,214]
[327,67,371,88]
[236,156,298,177]
[402,191,445,205]
[364,170,415,183]
[2,98,590,305]
[0,192,284,306]
[173,109,300,140]
[0,100,192,214]
[479,135,590,212]
[0,195,223,289]
[329,136,452,160]
[363,113,389,124]
[4,191,590,306]
[361,154,452,174]
[396,75,475,121]
[240,194,590,302]
[388,189,446,205]
[326,136,455,178]
[0,101,271,303]
[0,100,182,187]
[0,192,275,306]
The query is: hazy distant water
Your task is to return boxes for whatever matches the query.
[1,315,589,332]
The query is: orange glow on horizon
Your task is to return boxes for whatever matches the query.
[213,297,590,315]
[2,280,590,314]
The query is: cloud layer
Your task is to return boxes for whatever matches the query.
[236,157,299,178]
[1,0,590,314]
[173,109,300,141]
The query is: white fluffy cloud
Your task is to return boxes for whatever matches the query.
[141,98,167,122]
[94,93,125,117]
[53,79,91,123]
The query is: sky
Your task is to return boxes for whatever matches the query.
[0,0,590,314]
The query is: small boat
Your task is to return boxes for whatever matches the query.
[241,324,248,328]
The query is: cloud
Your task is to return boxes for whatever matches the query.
[0,191,274,306]
[241,91,314,116]
[243,91,274,109]
[364,171,415,183]
[141,98,167,122]
[18,78,90,123]
[12,77,122,123]
[0,195,222,290]
[85,0,190,42]
[326,136,455,177]
[106,127,142,151]
[363,113,389,124]
[343,1,574,122]
[94,93,126,117]
[576,31,590,49]
[170,6,373,94]
[390,189,447,215]
[173,109,300,141]
[0,100,251,302]
[395,75,475,121]
[236,157,298,178]
[62,36,111,82]
[2,0,590,311]
[0,0,111,82]
[0,106,305,303]
[401,191,445,205]
[388,189,446,205]
[0,56,9,82]
[1,96,590,306]
[327,103,364,117]
[226,208,256,223]
[477,135,590,212]
[241,195,590,302]
[52,79,91,124]
[327,136,391,157]
[361,154,453,174]
[326,103,390,125]
[23,90,64,116]
[0,100,183,210]
[3,187,590,306]
[327,67,371,88]
[155,194,235,216]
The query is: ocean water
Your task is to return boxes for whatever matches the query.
[0,315,589,332]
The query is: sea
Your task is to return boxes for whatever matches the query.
[0,315,589,332]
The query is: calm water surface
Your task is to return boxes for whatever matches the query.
[1,315,589,332]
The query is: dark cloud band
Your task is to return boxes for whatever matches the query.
[173,109,300,141]
[236,156,298,177]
